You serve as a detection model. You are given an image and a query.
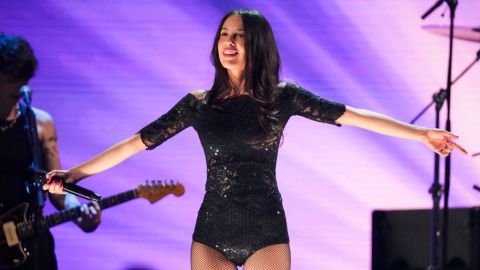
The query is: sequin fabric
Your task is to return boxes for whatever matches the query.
[139,83,346,266]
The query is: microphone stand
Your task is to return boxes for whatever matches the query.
[410,49,480,125]
[19,88,47,240]
[419,1,458,269]
[410,54,479,266]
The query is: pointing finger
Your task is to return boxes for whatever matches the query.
[442,131,459,139]
[452,141,468,155]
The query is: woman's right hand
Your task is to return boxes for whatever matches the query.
[42,170,74,194]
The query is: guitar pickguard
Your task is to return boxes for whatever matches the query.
[0,203,29,269]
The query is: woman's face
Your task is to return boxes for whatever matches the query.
[218,14,246,74]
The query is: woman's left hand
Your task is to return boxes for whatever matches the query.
[423,129,468,157]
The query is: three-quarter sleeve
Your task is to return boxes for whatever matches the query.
[138,94,198,150]
[285,83,346,126]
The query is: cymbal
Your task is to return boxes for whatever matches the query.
[422,25,480,43]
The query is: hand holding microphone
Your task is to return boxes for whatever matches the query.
[42,170,69,194]
[42,170,101,202]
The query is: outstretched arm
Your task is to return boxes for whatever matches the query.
[43,93,200,195]
[43,134,146,193]
[336,106,467,156]
[67,134,146,181]
[36,107,103,232]
[43,92,199,195]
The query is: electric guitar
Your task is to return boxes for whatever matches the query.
[0,181,185,269]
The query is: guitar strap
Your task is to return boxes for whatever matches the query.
[19,103,46,213]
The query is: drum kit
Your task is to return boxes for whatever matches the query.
[423,25,480,42]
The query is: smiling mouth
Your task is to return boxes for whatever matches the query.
[223,49,238,56]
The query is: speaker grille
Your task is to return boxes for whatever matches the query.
[371,207,480,270]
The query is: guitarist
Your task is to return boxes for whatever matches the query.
[0,33,102,270]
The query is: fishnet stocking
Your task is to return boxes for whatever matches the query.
[243,244,290,270]
[191,241,237,270]
[191,242,291,270]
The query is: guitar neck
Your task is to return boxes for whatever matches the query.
[19,189,138,236]
[15,181,183,240]
[46,189,138,227]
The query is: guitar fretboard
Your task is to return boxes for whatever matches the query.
[17,189,138,238]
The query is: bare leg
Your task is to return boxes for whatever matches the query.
[191,241,238,270]
[243,244,291,270]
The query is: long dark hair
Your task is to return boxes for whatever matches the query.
[209,9,282,146]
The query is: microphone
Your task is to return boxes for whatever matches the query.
[20,85,32,107]
[33,169,101,202]
[56,177,102,202]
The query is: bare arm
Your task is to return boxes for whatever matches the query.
[43,92,199,196]
[67,134,146,182]
[43,134,146,191]
[336,106,467,155]
[337,106,427,141]
[36,108,102,232]
[43,93,201,193]
[32,108,65,208]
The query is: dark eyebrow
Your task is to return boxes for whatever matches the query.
[221,27,244,31]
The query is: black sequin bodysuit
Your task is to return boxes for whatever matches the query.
[139,83,345,266]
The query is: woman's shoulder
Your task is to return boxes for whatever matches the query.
[185,89,210,110]
[276,81,302,97]
[189,89,209,100]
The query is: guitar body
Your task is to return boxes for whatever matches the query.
[0,203,29,269]
[0,181,184,269]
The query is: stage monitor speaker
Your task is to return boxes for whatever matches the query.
[372,207,480,270]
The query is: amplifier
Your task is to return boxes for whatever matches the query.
[372,207,480,270]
